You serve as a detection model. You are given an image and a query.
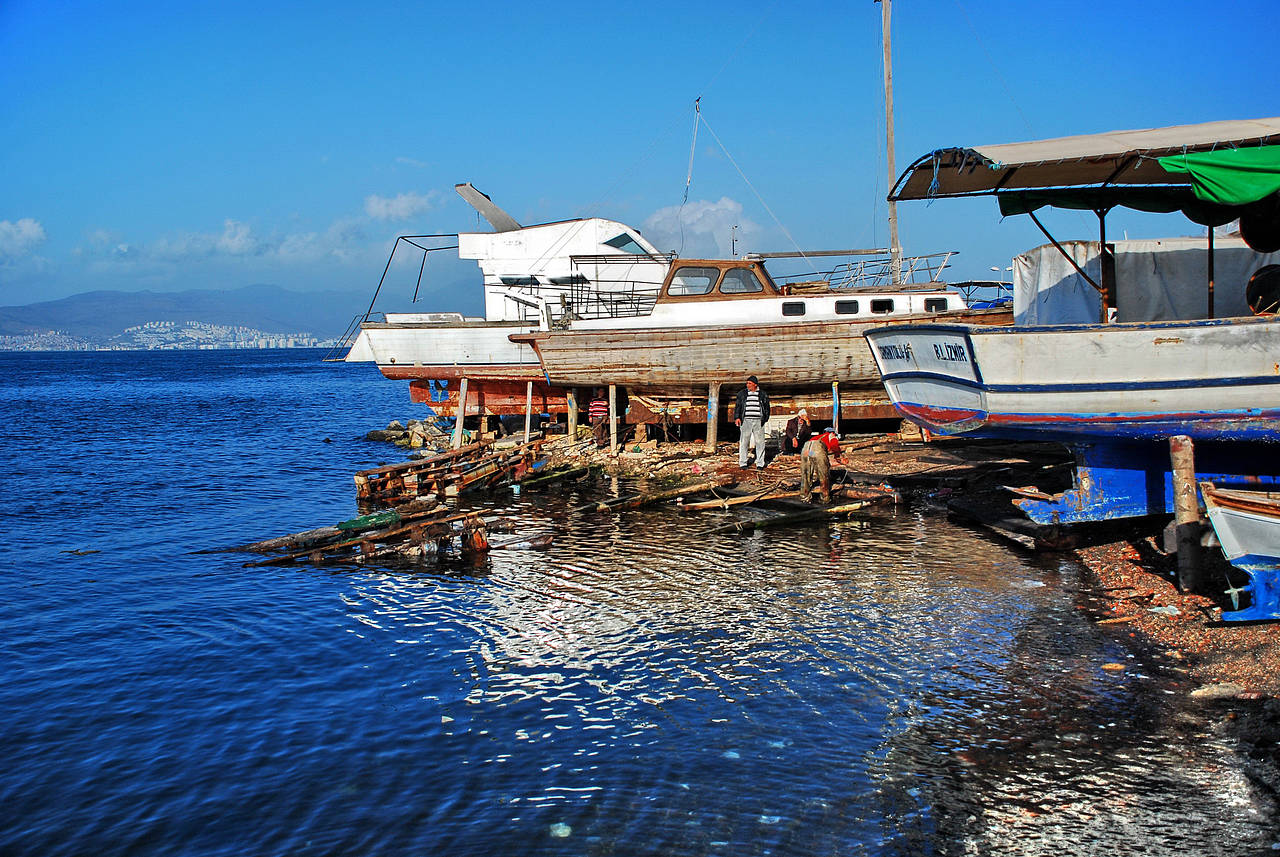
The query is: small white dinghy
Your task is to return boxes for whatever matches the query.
[1200,482,1280,621]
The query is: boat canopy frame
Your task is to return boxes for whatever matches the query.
[888,117,1280,319]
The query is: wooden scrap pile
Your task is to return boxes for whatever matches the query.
[354,438,543,508]
[234,503,495,566]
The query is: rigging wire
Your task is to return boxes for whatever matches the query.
[677,97,701,255]
[696,109,811,266]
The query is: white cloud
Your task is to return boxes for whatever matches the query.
[643,197,759,257]
[0,218,47,259]
[364,191,438,221]
[80,216,373,270]
[216,219,258,255]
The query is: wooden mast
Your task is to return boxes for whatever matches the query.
[880,0,903,285]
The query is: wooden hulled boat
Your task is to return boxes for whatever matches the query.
[513,255,1012,397]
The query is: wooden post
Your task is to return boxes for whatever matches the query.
[831,381,841,434]
[881,0,902,286]
[1207,228,1216,319]
[705,382,720,453]
[1170,434,1203,593]
[451,377,469,450]
[523,380,533,443]
[566,387,578,441]
[608,384,618,454]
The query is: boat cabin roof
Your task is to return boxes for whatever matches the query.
[659,259,782,302]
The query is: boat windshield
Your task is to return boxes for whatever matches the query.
[719,268,765,294]
[668,266,718,296]
[603,233,650,254]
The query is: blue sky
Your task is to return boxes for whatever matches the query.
[2,0,1276,315]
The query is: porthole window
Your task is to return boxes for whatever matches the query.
[781,301,806,317]
[835,299,859,314]
[870,298,895,314]
[924,298,948,312]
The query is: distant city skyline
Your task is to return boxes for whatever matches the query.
[3,0,1276,314]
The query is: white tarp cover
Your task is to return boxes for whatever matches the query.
[1012,236,1280,325]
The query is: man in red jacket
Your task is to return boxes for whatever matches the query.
[800,426,841,503]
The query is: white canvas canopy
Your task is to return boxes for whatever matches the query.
[891,117,1280,201]
[1012,236,1280,325]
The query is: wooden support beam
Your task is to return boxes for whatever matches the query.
[831,381,841,434]
[1170,434,1203,593]
[608,384,618,454]
[566,388,578,440]
[451,377,469,449]
[705,383,720,453]
[523,380,533,443]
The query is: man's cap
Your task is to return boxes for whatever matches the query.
[747,375,759,384]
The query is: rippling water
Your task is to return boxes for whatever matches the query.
[1,350,1275,855]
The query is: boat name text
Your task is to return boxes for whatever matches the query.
[933,342,968,363]
[878,343,913,361]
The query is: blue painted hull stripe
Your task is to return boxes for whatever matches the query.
[882,371,1280,395]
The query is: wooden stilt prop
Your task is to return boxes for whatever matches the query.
[608,384,618,454]
[523,380,533,443]
[451,377,469,450]
[566,388,578,440]
[705,382,720,453]
[1170,434,1203,593]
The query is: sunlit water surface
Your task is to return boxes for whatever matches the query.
[1,350,1274,855]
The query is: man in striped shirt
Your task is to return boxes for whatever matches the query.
[734,375,771,470]
[588,388,609,448]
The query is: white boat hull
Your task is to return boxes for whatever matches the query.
[351,320,544,382]
[865,315,1280,441]
[1201,483,1280,621]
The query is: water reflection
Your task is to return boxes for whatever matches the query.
[331,481,1278,854]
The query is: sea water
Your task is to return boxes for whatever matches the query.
[1,349,1274,855]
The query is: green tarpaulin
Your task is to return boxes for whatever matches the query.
[1158,145,1280,206]
[996,186,1239,226]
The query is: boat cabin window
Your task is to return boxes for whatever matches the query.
[501,276,540,286]
[781,301,806,317]
[924,298,948,312]
[604,233,648,254]
[835,299,859,314]
[667,266,718,296]
[870,298,895,314]
[719,268,765,294]
[549,274,589,286]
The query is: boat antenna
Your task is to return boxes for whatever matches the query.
[877,0,903,285]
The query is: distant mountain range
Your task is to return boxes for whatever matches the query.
[0,284,372,343]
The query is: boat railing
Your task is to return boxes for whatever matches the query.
[322,312,370,362]
[488,278,664,327]
[773,251,957,290]
[954,280,1014,309]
